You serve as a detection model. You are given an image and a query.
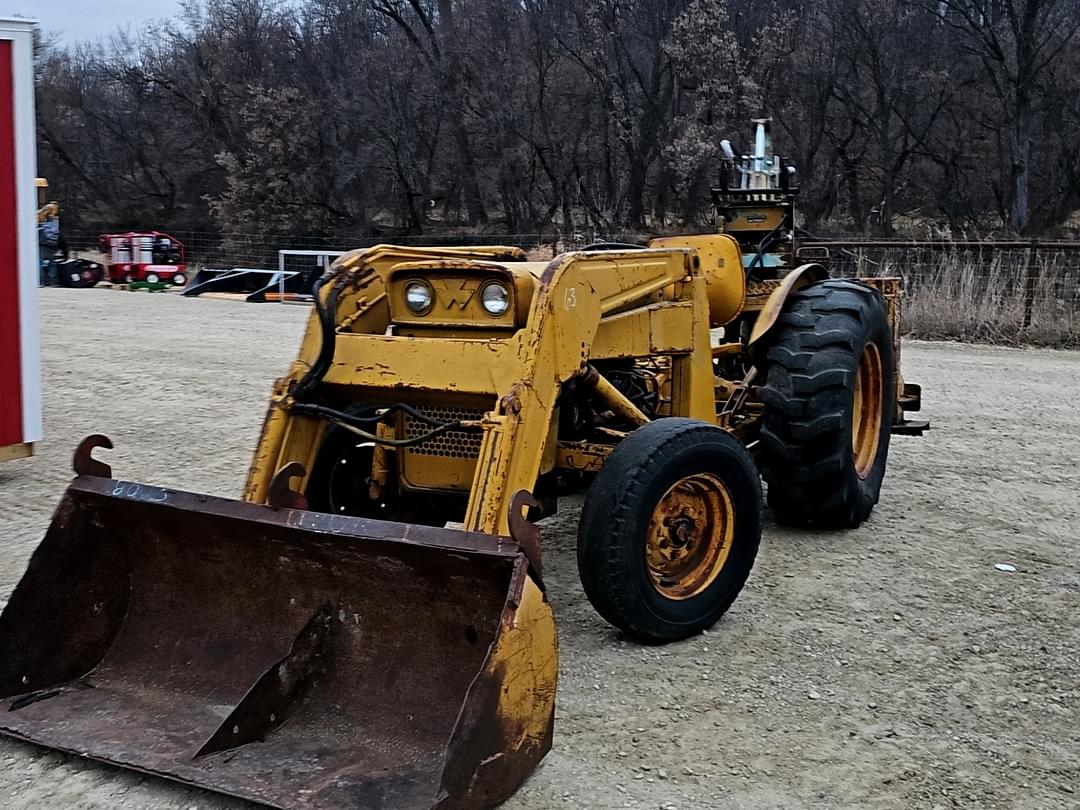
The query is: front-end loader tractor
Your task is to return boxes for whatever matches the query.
[0,122,925,808]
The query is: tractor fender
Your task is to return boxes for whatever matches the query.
[747,263,829,348]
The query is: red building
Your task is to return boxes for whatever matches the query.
[0,19,41,462]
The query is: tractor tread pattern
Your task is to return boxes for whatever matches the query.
[758,279,894,528]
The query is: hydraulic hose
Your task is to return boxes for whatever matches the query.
[291,273,342,402]
[290,401,483,448]
[287,268,479,444]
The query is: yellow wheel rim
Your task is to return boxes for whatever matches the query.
[852,343,884,479]
[645,473,735,601]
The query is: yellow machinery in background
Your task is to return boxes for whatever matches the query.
[0,123,925,808]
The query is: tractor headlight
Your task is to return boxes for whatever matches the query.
[479,281,511,317]
[404,280,434,314]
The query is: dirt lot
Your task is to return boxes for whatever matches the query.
[1,288,1077,809]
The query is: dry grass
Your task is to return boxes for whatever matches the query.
[844,248,1080,348]
[552,236,1080,348]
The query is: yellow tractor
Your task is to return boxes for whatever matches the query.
[0,123,924,808]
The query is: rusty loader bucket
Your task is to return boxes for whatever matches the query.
[0,440,556,809]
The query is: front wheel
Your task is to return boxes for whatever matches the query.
[145,272,160,284]
[577,418,761,643]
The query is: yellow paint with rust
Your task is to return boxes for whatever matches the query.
[649,234,746,327]
[246,244,719,535]
[243,242,903,540]
[246,245,720,536]
[487,576,557,754]
[459,249,714,535]
[554,441,612,474]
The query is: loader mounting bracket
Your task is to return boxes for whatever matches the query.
[268,462,309,510]
[509,490,545,588]
[73,435,113,478]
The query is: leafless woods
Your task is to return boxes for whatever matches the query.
[35,0,1080,239]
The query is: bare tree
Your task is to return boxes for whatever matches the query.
[931,0,1080,232]
[32,0,1080,239]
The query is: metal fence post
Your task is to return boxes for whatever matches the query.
[1022,240,1039,330]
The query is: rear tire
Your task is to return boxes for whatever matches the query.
[759,279,895,528]
[145,272,160,284]
[577,418,761,643]
[172,273,187,286]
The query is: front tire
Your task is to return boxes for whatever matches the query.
[577,418,761,643]
[759,279,895,528]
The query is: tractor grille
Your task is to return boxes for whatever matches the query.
[403,406,485,458]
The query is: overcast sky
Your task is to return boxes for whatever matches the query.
[8,0,184,44]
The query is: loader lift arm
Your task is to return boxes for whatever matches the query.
[244,245,718,537]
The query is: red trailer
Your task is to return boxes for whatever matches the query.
[100,231,188,286]
[0,18,41,462]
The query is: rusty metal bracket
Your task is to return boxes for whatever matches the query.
[719,366,758,426]
[73,435,113,478]
[892,418,930,436]
[268,462,308,510]
[508,490,544,587]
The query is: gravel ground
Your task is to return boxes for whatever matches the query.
[1,288,1077,809]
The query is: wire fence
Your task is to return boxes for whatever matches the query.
[63,230,569,270]
[808,241,1080,347]
[65,231,1080,347]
